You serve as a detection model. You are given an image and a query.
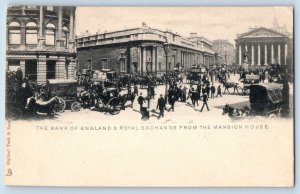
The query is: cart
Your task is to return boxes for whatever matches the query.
[48,79,81,112]
[249,83,283,118]
[97,87,126,115]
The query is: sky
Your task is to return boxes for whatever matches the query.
[75,6,293,44]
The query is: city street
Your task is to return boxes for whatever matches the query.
[28,74,256,124]
[9,74,293,125]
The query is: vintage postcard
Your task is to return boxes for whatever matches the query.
[4,6,294,186]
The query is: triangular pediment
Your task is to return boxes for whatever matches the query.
[239,27,288,38]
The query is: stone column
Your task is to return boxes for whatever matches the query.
[38,6,45,48]
[251,44,254,65]
[57,7,63,49]
[187,52,191,67]
[258,44,261,65]
[142,46,147,74]
[20,60,26,78]
[37,55,47,83]
[152,46,156,73]
[245,44,247,52]
[239,45,242,65]
[56,57,66,79]
[69,7,75,50]
[264,44,267,65]
[137,46,142,74]
[271,44,274,64]
[278,44,281,65]
[284,43,288,65]
[68,59,76,79]
[20,25,26,50]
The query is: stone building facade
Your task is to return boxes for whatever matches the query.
[76,26,216,74]
[212,39,235,66]
[6,5,77,83]
[235,26,292,66]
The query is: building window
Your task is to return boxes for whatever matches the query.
[101,59,108,69]
[46,6,54,11]
[26,6,37,9]
[8,22,21,45]
[25,22,38,45]
[62,26,68,47]
[86,59,92,70]
[120,58,126,72]
[45,23,56,46]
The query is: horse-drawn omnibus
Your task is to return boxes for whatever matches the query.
[187,66,207,84]
[48,79,81,112]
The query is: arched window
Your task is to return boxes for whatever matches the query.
[45,23,56,46]
[8,21,21,45]
[25,22,38,45]
[62,26,68,47]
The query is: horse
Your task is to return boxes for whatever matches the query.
[222,103,251,117]
[25,96,59,117]
[222,82,239,94]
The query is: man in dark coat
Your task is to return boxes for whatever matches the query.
[211,83,216,99]
[200,92,210,112]
[168,94,176,112]
[191,88,198,108]
[205,84,211,98]
[20,77,32,107]
[137,92,146,111]
[282,77,290,117]
[156,94,166,118]
[216,84,222,97]
[16,68,23,83]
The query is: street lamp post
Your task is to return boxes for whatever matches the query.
[163,42,170,104]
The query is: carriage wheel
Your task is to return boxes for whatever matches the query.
[54,97,66,113]
[107,97,121,115]
[71,101,81,112]
[268,113,277,120]
[6,107,22,120]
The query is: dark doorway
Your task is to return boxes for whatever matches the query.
[25,60,37,81]
[47,60,56,79]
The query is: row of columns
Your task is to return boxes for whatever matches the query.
[137,45,157,74]
[181,51,197,68]
[238,43,288,65]
[132,46,216,74]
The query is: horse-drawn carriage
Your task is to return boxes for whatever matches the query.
[187,67,207,84]
[223,83,283,119]
[249,83,283,118]
[48,79,81,112]
[96,87,127,115]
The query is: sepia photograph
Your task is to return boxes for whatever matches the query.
[4,5,294,187]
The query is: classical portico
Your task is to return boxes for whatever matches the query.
[235,27,290,66]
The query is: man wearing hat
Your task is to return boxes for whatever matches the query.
[137,92,146,111]
[200,92,210,112]
[156,94,166,118]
